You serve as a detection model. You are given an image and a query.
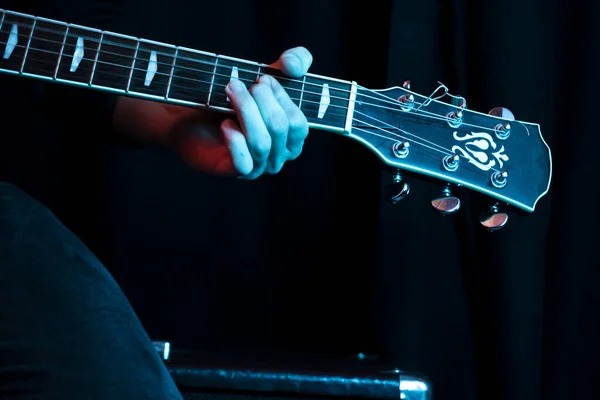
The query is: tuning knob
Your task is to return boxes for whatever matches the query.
[488,107,515,121]
[431,185,461,215]
[385,170,410,204]
[479,204,509,231]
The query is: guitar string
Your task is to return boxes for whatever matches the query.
[21,30,510,138]
[1,41,510,176]
[0,33,514,147]
[13,44,495,178]
[0,24,523,148]
[0,16,521,201]
[0,27,434,114]
[0,23,516,134]
[352,113,501,174]
[0,38,508,177]
[14,55,504,180]
[14,51,463,157]
[0,26,511,178]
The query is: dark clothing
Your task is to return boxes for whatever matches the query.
[0,0,182,398]
[0,183,183,399]
[2,1,589,400]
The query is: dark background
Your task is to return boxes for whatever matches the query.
[1,0,598,399]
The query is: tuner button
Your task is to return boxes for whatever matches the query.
[397,93,415,112]
[442,154,460,172]
[479,204,508,231]
[431,185,461,215]
[386,170,410,204]
[488,107,515,121]
[490,170,509,188]
[403,80,411,90]
[446,110,463,128]
[494,122,511,140]
[392,140,410,158]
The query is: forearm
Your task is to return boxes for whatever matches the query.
[111,96,200,145]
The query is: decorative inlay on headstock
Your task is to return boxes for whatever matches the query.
[451,131,510,172]
[348,81,551,214]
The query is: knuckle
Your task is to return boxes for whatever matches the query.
[298,46,313,65]
[251,138,271,159]
[249,82,269,96]
[287,143,304,160]
[267,111,289,136]
[288,110,308,136]
[266,160,284,175]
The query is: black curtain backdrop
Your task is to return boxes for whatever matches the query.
[1,0,598,399]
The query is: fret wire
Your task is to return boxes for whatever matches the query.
[53,24,69,78]
[1,37,351,105]
[89,31,104,84]
[1,20,277,86]
[20,18,36,72]
[0,12,5,36]
[16,52,347,121]
[206,53,217,105]
[165,47,178,99]
[0,23,353,98]
[22,53,350,116]
[9,51,351,124]
[2,11,528,182]
[0,11,475,141]
[9,27,348,96]
[15,41,515,192]
[0,15,351,130]
[126,40,140,92]
[9,48,351,112]
[299,75,306,108]
[0,19,354,97]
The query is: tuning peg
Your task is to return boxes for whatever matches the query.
[479,203,509,231]
[488,107,515,121]
[431,185,461,215]
[385,170,410,204]
[402,80,411,90]
[451,96,467,110]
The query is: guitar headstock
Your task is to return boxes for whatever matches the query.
[348,81,552,230]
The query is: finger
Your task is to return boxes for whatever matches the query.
[271,46,313,78]
[488,106,515,121]
[249,81,289,173]
[225,78,271,176]
[220,119,253,176]
[258,75,308,160]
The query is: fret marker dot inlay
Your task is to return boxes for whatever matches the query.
[144,50,157,86]
[70,37,84,72]
[318,83,331,119]
[3,24,18,59]
[226,66,239,102]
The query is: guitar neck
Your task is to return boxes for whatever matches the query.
[0,9,356,134]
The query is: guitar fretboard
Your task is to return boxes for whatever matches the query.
[0,9,356,133]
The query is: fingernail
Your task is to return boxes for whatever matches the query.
[281,54,302,75]
[257,75,272,86]
[228,79,246,93]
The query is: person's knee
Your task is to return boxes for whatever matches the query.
[0,182,60,251]
[0,181,95,276]
[0,182,54,234]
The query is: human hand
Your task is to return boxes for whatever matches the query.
[174,47,313,179]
